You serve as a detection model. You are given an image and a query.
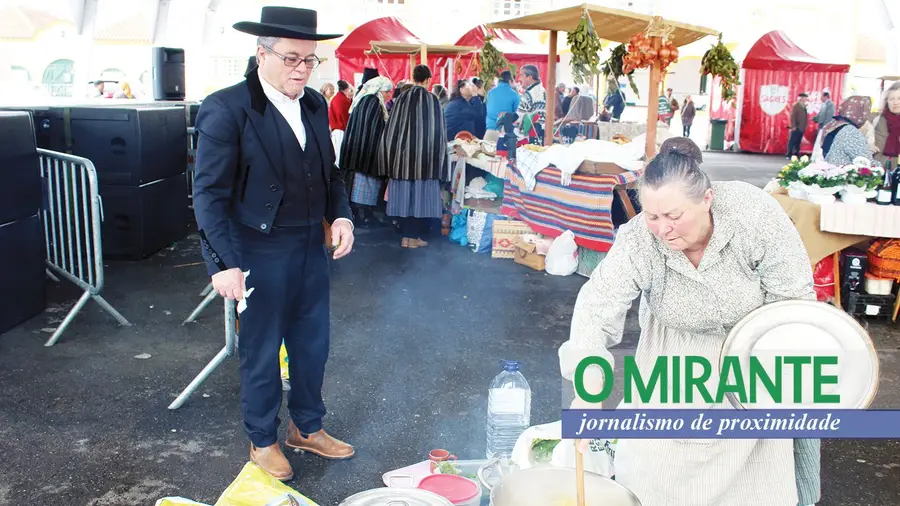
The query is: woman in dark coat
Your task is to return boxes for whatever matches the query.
[444,79,485,139]
[340,76,393,225]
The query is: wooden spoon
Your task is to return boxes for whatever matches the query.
[576,442,586,506]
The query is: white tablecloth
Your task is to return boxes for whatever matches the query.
[819,202,900,239]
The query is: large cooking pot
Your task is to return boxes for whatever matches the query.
[477,458,642,506]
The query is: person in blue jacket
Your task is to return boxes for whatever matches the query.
[444,79,484,139]
[484,70,521,142]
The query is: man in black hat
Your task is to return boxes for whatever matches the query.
[192,6,355,481]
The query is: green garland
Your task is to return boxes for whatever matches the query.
[700,34,741,102]
[602,44,639,98]
[567,13,603,85]
[478,35,516,91]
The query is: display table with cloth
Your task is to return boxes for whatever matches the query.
[502,162,641,252]
[770,193,867,267]
[819,201,900,238]
[769,191,900,318]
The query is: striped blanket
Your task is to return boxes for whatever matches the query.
[502,163,641,252]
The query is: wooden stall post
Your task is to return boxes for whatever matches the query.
[644,35,662,160]
[544,30,559,147]
[409,54,416,77]
[420,44,428,65]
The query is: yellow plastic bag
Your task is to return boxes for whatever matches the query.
[279,341,289,380]
[155,499,209,506]
[215,462,319,506]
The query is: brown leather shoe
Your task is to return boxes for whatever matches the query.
[250,443,294,481]
[285,420,355,459]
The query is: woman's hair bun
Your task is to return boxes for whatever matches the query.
[659,137,703,164]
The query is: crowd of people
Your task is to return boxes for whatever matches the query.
[786,82,900,166]
[318,63,593,245]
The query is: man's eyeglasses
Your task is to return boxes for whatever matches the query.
[262,45,321,69]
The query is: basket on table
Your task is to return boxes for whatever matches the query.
[867,239,900,280]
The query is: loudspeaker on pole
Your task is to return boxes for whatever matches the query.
[152,47,186,101]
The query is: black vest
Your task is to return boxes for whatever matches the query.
[271,104,327,227]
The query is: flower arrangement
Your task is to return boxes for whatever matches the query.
[839,157,885,204]
[797,161,852,189]
[776,155,810,188]
[843,157,884,192]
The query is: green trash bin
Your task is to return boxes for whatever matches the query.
[709,119,727,151]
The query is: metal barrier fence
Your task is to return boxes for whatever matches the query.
[38,149,131,346]
[169,298,237,410]
[186,126,197,207]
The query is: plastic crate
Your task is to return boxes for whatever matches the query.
[842,291,895,321]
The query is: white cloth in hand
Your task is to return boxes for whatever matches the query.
[236,270,254,314]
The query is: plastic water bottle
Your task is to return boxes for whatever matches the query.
[486,360,532,459]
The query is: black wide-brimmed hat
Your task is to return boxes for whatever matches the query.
[233,7,342,41]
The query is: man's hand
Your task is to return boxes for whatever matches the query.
[211,267,245,300]
[330,220,354,260]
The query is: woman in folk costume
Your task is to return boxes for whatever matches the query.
[341,76,393,226]
[819,95,874,165]
[377,64,450,248]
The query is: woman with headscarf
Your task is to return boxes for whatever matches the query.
[378,65,449,249]
[819,95,873,165]
[874,81,900,167]
[340,76,394,227]
[565,136,821,506]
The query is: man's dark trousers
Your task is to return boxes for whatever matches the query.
[787,129,804,157]
[234,223,329,448]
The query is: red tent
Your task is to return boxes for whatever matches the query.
[450,25,555,84]
[335,17,430,86]
[737,30,850,154]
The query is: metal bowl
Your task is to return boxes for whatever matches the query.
[719,299,879,410]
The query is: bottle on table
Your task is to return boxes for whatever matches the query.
[889,160,900,206]
[876,166,893,205]
[486,360,531,460]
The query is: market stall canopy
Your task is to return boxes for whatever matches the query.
[366,42,478,57]
[486,3,719,48]
[741,31,851,73]
[448,24,557,84]
[335,17,433,87]
[454,25,553,58]
[487,3,719,151]
[335,17,423,60]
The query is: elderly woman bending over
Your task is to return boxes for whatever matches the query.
[559,138,820,506]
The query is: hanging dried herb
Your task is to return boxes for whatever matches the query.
[701,34,741,102]
[567,12,603,85]
[602,44,640,98]
[478,35,516,91]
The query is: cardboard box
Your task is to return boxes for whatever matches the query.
[492,219,533,259]
[512,237,546,271]
[577,160,629,175]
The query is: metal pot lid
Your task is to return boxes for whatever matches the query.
[339,487,454,506]
[720,300,879,409]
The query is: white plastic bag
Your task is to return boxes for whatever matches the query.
[545,230,579,276]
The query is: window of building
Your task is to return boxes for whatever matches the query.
[492,0,539,18]
[42,59,75,97]
[699,74,708,95]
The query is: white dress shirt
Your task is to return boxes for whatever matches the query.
[258,76,353,231]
